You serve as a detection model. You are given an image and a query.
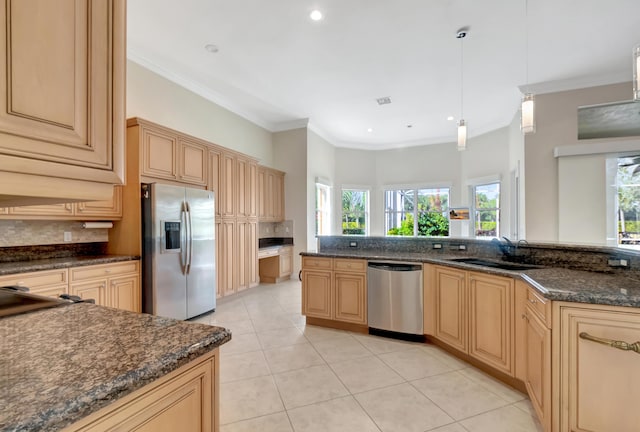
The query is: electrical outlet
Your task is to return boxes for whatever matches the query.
[63,232,72,242]
[458,244,466,250]
[432,243,442,249]
[349,241,358,248]
[285,227,290,233]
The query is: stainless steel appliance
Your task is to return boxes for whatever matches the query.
[142,183,216,320]
[367,262,423,336]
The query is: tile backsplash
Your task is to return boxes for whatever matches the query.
[0,220,108,247]
[258,220,294,239]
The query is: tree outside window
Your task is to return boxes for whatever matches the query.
[342,189,368,235]
[385,188,449,236]
[617,156,640,247]
[474,183,500,237]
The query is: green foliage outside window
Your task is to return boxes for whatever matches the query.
[387,212,449,236]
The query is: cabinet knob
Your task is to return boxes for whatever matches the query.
[528,298,537,304]
[105,269,112,274]
[521,313,529,322]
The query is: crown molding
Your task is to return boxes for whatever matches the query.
[519,71,630,95]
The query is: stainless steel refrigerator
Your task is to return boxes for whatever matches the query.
[141,183,216,320]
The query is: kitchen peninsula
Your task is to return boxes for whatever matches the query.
[0,303,230,431]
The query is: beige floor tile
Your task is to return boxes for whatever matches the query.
[329,355,404,394]
[210,305,250,323]
[419,344,470,370]
[298,325,349,342]
[257,326,307,350]
[287,396,381,432]
[378,348,455,380]
[429,423,468,432]
[460,405,543,432]
[273,364,349,409]
[311,335,372,363]
[220,350,271,383]
[220,332,261,355]
[212,319,255,335]
[252,315,298,331]
[355,383,454,432]
[263,342,325,374]
[412,371,510,420]
[220,412,293,432]
[458,367,527,403]
[220,375,284,424]
[246,301,287,318]
[513,399,538,417]
[351,333,418,354]
[286,312,306,327]
[280,301,303,314]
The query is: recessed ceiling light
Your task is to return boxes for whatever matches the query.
[447,116,455,121]
[407,124,413,128]
[204,44,219,53]
[367,128,373,133]
[310,10,323,21]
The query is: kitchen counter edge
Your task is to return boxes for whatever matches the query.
[0,255,140,276]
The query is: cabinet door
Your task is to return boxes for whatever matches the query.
[141,126,177,180]
[468,272,514,375]
[236,221,249,292]
[434,266,467,352]
[109,274,140,313]
[70,280,107,306]
[524,308,551,432]
[75,186,122,219]
[273,171,285,221]
[279,247,293,277]
[208,149,222,218]
[219,220,236,296]
[0,0,125,185]
[257,167,267,219]
[30,284,68,299]
[302,270,332,319]
[248,222,259,288]
[236,157,248,218]
[178,138,207,185]
[559,305,640,432]
[215,222,223,298]
[247,162,258,218]
[219,153,236,218]
[9,202,73,217]
[334,272,367,324]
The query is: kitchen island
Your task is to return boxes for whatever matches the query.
[0,303,230,431]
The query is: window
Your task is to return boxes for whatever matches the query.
[315,183,331,236]
[474,182,500,237]
[342,189,369,235]
[617,156,640,247]
[385,187,449,236]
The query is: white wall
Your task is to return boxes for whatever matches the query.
[272,128,307,276]
[307,129,336,249]
[127,60,274,165]
[334,148,377,235]
[508,112,526,239]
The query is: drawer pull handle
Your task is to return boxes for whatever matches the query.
[579,332,640,354]
[528,298,537,304]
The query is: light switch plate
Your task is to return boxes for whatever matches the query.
[63,232,72,242]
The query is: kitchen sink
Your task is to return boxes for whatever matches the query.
[447,257,540,271]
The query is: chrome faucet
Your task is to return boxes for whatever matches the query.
[492,237,517,260]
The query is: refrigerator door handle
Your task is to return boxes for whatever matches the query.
[185,201,193,274]
[179,202,188,275]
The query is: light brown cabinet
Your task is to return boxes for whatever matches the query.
[218,220,236,297]
[425,264,515,376]
[1,186,123,220]
[69,261,140,312]
[0,268,68,298]
[236,220,258,292]
[257,166,285,221]
[63,350,218,432]
[301,257,367,328]
[258,246,293,284]
[0,0,126,205]
[524,302,551,432]
[208,149,222,218]
[219,153,236,218]
[555,303,640,432]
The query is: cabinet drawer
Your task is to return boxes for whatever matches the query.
[333,258,366,273]
[302,257,332,270]
[0,269,68,289]
[526,286,551,328]
[71,261,140,282]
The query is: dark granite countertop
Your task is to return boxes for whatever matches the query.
[0,255,140,276]
[0,303,231,431]
[301,251,640,308]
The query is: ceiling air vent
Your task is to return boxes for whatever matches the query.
[376,96,392,105]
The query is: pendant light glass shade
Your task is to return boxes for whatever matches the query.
[457,119,467,151]
[521,93,535,133]
[634,45,640,101]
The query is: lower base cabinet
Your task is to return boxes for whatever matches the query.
[69,261,140,312]
[555,303,640,432]
[63,350,218,432]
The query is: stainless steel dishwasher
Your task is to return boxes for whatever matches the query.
[367,261,423,337]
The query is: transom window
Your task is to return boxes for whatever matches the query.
[473,182,500,237]
[341,189,369,235]
[385,188,450,236]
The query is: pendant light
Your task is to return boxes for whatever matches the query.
[634,45,640,101]
[521,0,535,133]
[457,29,467,151]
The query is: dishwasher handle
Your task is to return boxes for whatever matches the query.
[368,262,422,272]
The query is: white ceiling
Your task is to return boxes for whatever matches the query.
[127,0,640,150]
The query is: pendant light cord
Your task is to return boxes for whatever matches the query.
[525,0,529,90]
[460,35,464,119]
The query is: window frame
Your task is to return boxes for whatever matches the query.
[315,183,331,236]
[472,181,501,238]
[341,187,370,236]
[384,185,451,237]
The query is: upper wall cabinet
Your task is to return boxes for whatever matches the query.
[258,165,285,222]
[0,0,126,206]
